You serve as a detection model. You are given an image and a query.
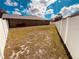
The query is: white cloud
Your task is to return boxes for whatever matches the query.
[28,3,46,18]
[27,0,56,18]
[45,9,54,14]
[4,0,18,6]
[12,11,21,15]
[46,0,57,6]
[51,14,56,19]
[15,8,20,11]
[13,2,18,6]
[60,4,79,18]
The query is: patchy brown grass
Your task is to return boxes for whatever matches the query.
[4,25,69,59]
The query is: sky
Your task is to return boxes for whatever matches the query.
[0,0,79,20]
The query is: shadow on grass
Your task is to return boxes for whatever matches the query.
[55,26,72,59]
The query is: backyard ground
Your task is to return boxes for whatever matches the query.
[4,24,69,59]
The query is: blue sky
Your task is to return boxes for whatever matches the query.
[0,0,79,20]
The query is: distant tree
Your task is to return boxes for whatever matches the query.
[0,9,7,18]
[51,14,63,22]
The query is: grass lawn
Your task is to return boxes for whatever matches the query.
[4,24,69,59]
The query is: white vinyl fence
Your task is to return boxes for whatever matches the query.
[55,16,79,59]
[0,18,8,59]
